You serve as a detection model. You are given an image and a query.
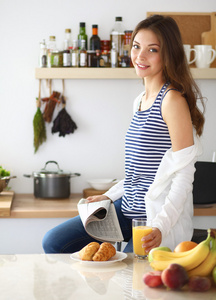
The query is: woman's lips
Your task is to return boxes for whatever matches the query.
[136,62,149,69]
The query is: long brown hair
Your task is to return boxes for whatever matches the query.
[131,15,205,136]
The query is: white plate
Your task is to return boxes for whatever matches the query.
[70,251,127,266]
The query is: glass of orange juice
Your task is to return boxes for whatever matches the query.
[132,219,152,259]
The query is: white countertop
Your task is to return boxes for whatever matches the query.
[0,253,215,299]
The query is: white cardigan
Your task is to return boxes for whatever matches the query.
[104,89,202,249]
[104,139,201,250]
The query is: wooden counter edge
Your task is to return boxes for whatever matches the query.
[1,192,216,218]
[194,204,216,216]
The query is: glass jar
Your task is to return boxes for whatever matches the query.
[51,51,63,67]
[71,40,79,67]
[47,36,56,68]
[101,40,110,67]
[110,16,125,60]
[120,50,130,67]
[124,30,133,51]
[87,50,97,67]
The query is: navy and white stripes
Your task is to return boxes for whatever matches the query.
[121,82,172,219]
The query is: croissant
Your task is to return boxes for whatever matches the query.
[92,242,116,261]
[79,242,100,261]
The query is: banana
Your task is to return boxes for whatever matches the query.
[188,236,216,277]
[152,233,210,261]
[150,230,212,271]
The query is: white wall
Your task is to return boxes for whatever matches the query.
[1,0,216,194]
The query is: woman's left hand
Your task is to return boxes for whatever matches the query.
[141,227,162,253]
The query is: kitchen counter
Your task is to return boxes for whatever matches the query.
[0,192,215,254]
[9,193,81,218]
[1,192,216,218]
[0,253,215,299]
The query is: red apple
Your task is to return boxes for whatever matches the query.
[188,276,211,292]
[161,263,189,289]
[143,271,163,287]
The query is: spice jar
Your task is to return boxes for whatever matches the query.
[124,30,133,52]
[101,40,110,67]
[51,51,63,67]
[120,50,131,67]
[87,50,97,67]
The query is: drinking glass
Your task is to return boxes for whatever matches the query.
[132,218,152,259]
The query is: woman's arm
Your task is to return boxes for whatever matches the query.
[87,179,125,202]
[142,90,195,251]
[162,89,194,151]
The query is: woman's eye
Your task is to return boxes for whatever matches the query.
[149,48,158,53]
[132,44,139,49]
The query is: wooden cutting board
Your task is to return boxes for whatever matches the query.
[83,188,108,198]
[147,12,216,67]
[0,191,14,217]
[202,12,216,67]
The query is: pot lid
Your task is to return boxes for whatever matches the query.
[34,161,71,177]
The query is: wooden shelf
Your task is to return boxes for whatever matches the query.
[35,67,216,80]
[35,68,138,79]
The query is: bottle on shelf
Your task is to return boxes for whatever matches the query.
[63,29,72,67]
[79,39,87,67]
[120,50,131,67]
[78,22,88,50]
[71,40,79,67]
[101,40,111,67]
[87,50,97,67]
[63,48,71,67]
[90,25,101,51]
[47,36,57,68]
[110,42,118,68]
[96,50,105,67]
[39,39,47,67]
[64,28,72,50]
[110,16,125,66]
[124,30,133,52]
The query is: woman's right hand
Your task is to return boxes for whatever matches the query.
[86,195,110,203]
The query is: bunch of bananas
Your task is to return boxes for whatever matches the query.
[150,228,216,277]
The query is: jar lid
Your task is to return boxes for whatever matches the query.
[115,17,122,22]
[101,40,110,45]
[49,36,56,41]
[65,28,71,33]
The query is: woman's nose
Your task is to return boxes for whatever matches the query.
[137,49,146,60]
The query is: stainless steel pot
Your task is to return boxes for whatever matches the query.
[24,161,80,199]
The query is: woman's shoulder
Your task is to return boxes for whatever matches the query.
[162,88,188,110]
[133,90,145,114]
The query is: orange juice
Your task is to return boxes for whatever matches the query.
[133,226,153,256]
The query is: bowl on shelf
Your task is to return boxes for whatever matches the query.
[87,179,118,191]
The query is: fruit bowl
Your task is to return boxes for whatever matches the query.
[0,176,16,193]
[87,179,118,190]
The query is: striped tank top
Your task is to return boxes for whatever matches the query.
[121,82,172,219]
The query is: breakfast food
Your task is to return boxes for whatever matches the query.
[79,242,116,261]
[79,242,100,261]
[93,242,116,261]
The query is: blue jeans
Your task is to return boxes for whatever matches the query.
[42,198,133,253]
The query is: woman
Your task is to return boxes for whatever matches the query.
[42,15,205,254]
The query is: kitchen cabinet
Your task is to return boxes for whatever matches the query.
[35,67,216,80]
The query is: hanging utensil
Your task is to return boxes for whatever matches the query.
[51,79,78,137]
[33,79,47,153]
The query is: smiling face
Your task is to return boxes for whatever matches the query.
[131,29,163,80]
